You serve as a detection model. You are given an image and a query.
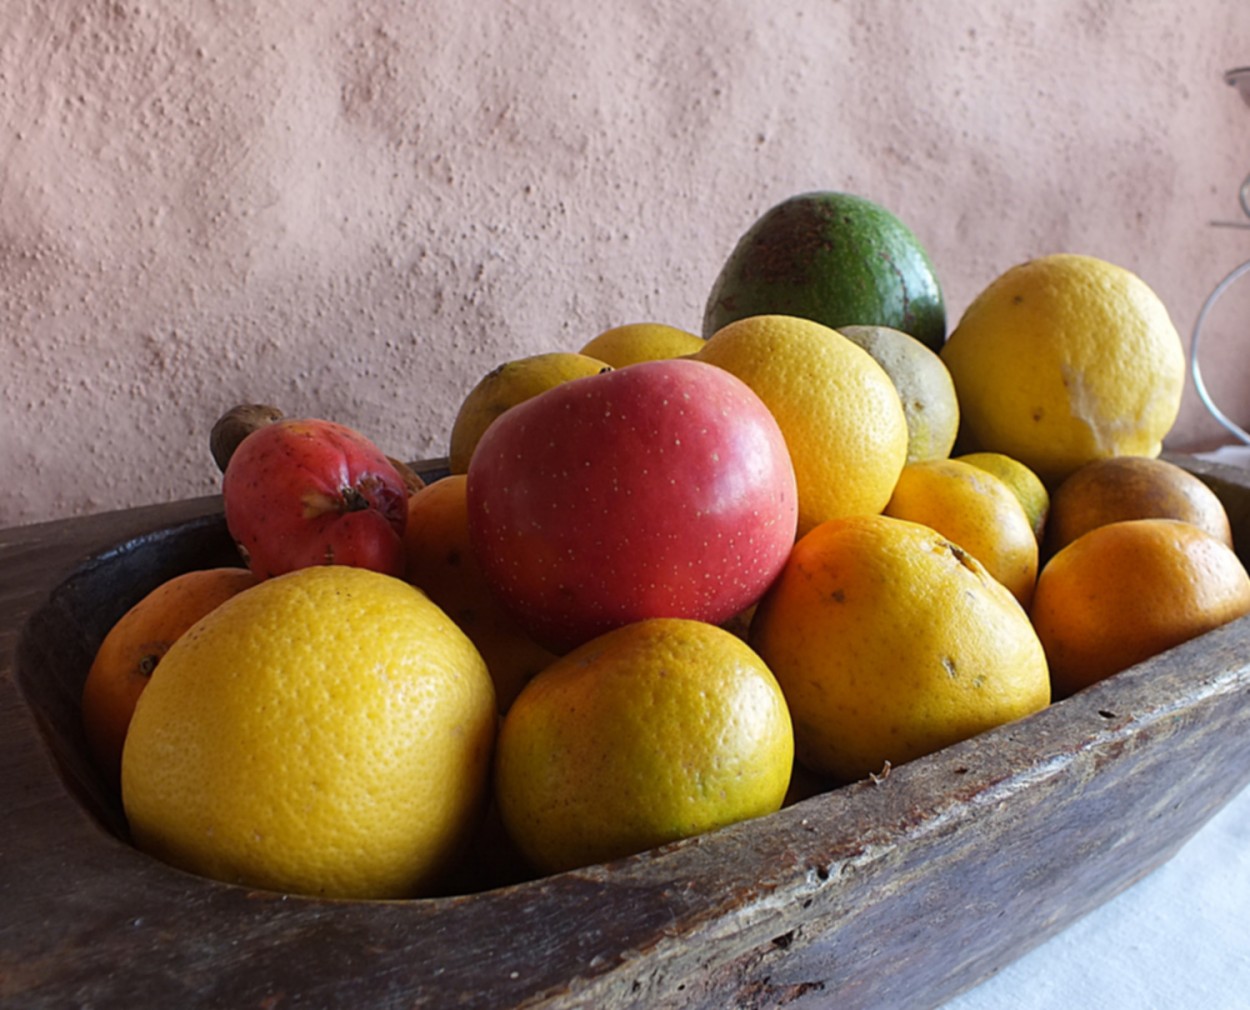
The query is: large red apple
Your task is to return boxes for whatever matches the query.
[223,418,408,579]
[465,357,798,653]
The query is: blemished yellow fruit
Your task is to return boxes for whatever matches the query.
[448,352,612,473]
[494,618,794,875]
[838,324,960,463]
[578,322,705,368]
[403,474,558,712]
[940,254,1185,487]
[885,458,1039,607]
[1044,455,1234,558]
[1031,518,1250,698]
[957,451,1050,542]
[749,514,1050,783]
[121,565,498,900]
[696,314,909,535]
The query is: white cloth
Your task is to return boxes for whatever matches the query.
[1193,444,1250,469]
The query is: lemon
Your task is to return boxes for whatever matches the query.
[121,566,497,899]
[578,322,705,368]
[884,458,1039,607]
[750,514,1050,783]
[448,352,612,473]
[838,324,960,463]
[494,618,793,875]
[940,254,1185,487]
[696,314,909,535]
[956,451,1050,541]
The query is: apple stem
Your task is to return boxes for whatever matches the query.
[340,486,371,513]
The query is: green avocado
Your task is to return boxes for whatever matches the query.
[702,191,947,352]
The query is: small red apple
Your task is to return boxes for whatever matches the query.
[465,358,798,653]
[222,418,408,579]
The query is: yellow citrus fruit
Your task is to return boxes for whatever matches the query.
[1044,455,1234,558]
[121,565,497,899]
[696,314,909,535]
[1030,518,1250,698]
[884,458,1039,607]
[403,474,558,712]
[578,322,705,368]
[749,514,1050,783]
[494,618,793,875]
[956,451,1050,541]
[838,324,960,463]
[940,254,1185,487]
[81,567,260,785]
[448,352,612,473]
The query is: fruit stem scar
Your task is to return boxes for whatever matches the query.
[340,486,371,512]
[944,541,979,573]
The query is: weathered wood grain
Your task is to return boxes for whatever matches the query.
[2,457,1249,1009]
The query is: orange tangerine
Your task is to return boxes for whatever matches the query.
[1030,518,1250,697]
[494,618,793,874]
[81,566,260,784]
[403,475,557,711]
[579,322,705,367]
[696,314,908,534]
[884,458,1038,607]
[749,514,1050,783]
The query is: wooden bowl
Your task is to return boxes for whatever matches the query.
[4,456,1250,1009]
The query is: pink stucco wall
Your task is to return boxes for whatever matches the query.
[4,2,1250,526]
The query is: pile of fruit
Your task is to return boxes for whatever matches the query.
[80,191,1250,901]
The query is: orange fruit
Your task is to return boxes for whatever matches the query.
[940,254,1185,486]
[403,474,558,711]
[1030,518,1250,698]
[81,567,260,784]
[448,352,612,473]
[883,458,1039,607]
[578,322,705,367]
[696,314,909,535]
[1044,455,1234,558]
[749,514,1050,783]
[956,451,1050,541]
[121,565,497,899]
[494,618,793,875]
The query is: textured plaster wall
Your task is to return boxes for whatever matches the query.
[3,1,1250,527]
